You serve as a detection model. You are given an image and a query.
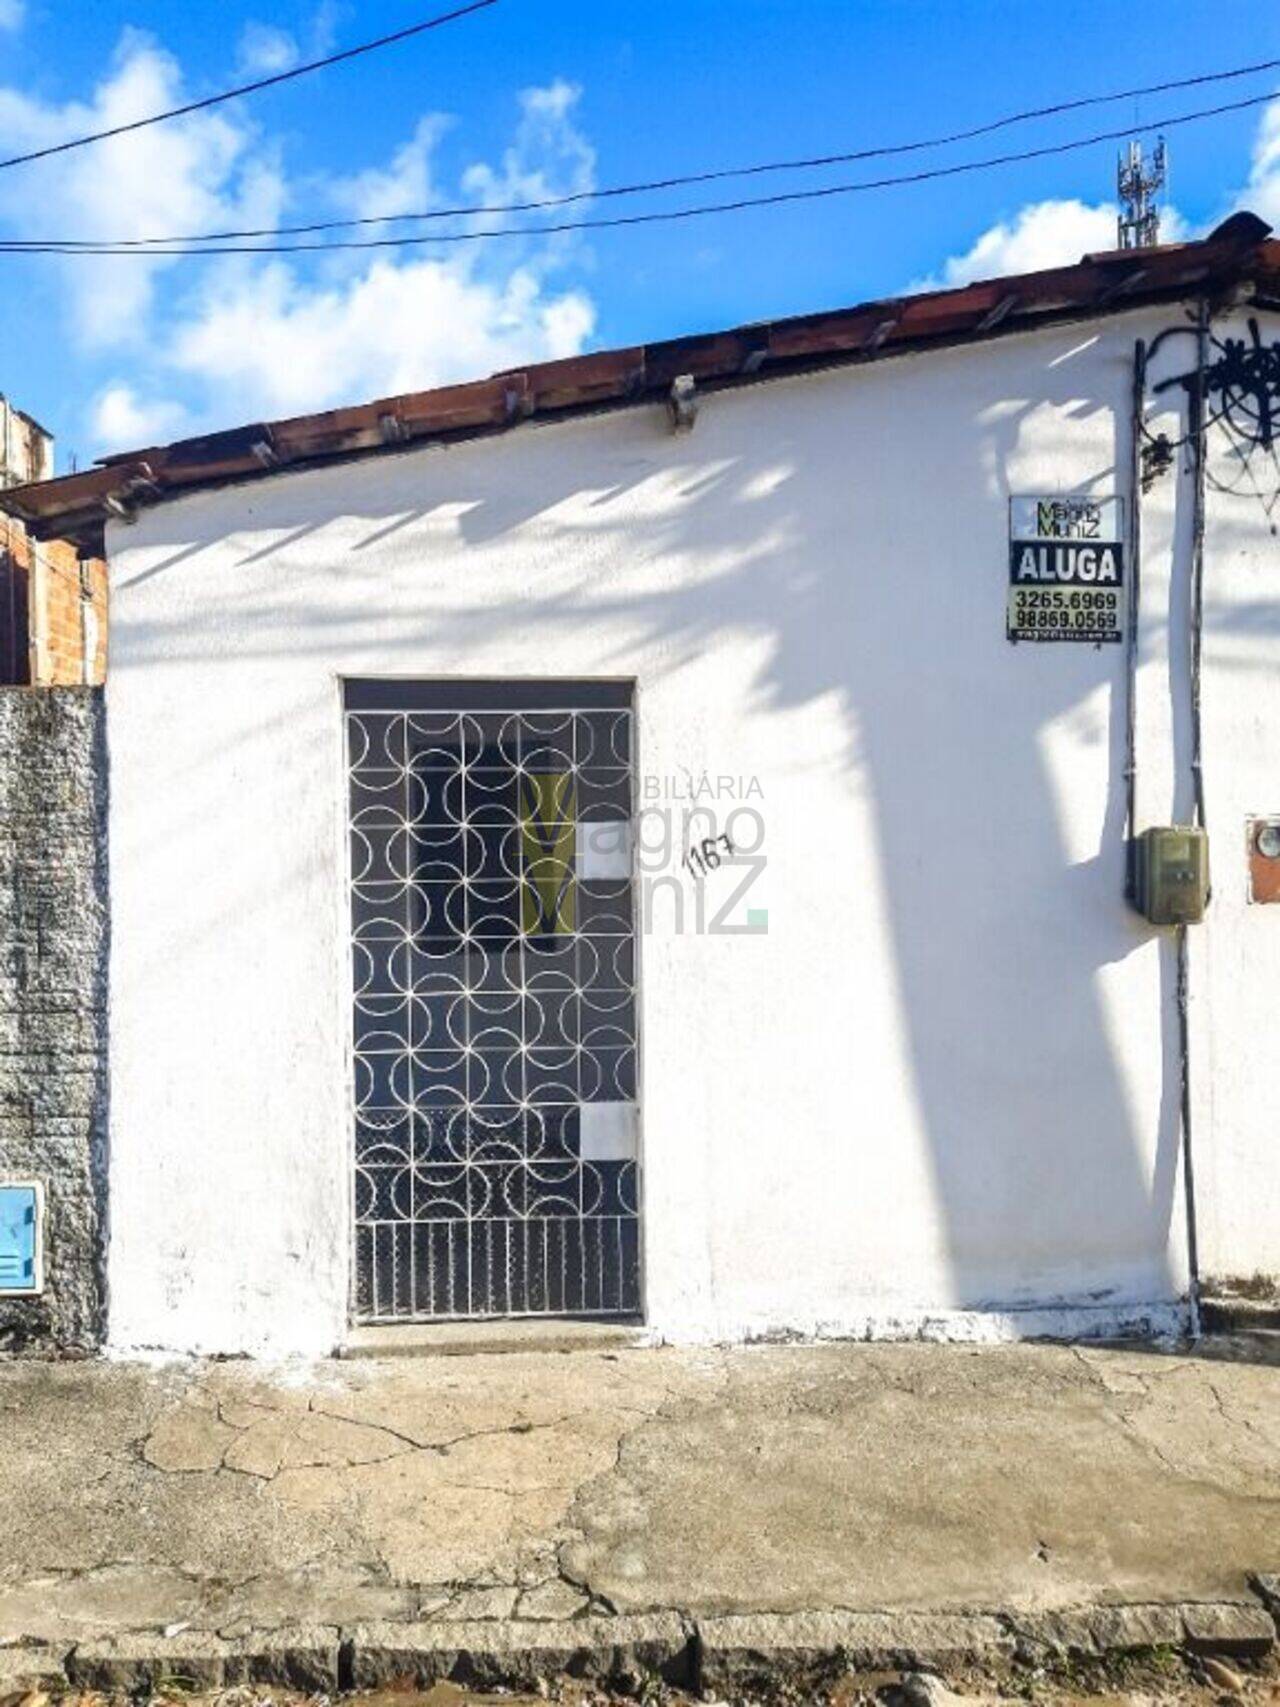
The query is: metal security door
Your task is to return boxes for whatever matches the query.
[345,680,640,1321]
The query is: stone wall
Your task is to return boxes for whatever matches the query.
[0,687,107,1353]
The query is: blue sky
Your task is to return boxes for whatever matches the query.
[1,0,1277,468]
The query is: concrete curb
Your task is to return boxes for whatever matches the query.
[6,1591,1275,1695]
[346,1614,694,1689]
[66,1629,342,1694]
[694,1612,1014,1691]
[1181,1604,1276,1657]
[1200,1296,1280,1334]
[695,1602,1276,1692]
[0,1644,69,1694]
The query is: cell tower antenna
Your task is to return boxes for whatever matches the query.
[1117,136,1167,249]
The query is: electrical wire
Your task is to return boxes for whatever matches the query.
[8,53,1280,250]
[1123,337,1146,901]
[0,0,499,174]
[1188,301,1210,832]
[9,50,1280,250]
[4,84,1275,259]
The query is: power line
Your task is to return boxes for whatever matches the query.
[3,84,1275,259]
[8,51,1280,250]
[0,0,499,174]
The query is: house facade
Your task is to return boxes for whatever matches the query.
[3,216,1279,1358]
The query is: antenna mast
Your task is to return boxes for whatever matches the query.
[1117,137,1167,249]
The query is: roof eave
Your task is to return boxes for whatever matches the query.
[5,219,1276,555]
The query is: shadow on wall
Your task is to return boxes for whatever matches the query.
[118,333,1192,1315]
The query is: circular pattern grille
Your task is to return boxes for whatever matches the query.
[347,697,640,1321]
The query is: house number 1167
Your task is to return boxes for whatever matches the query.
[683,834,734,878]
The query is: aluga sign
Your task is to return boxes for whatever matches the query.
[1007,495,1125,644]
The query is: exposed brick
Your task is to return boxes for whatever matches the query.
[1,517,105,688]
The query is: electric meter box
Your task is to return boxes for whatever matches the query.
[1134,825,1210,925]
[0,1182,43,1295]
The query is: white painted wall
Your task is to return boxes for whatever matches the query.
[1166,318,1280,1287]
[102,307,1278,1358]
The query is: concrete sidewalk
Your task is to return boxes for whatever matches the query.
[1,1340,1278,1692]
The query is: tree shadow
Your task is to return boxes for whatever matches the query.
[113,328,1188,1323]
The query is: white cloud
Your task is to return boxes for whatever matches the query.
[154,80,598,425]
[1237,97,1280,228]
[0,0,25,32]
[167,257,595,420]
[910,199,1121,292]
[307,1,343,58]
[237,22,299,76]
[0,34,598,453]
[331,114,452,223]
[909,172,1209,295]
[920,96,1280,293]
[463,79,596,219]
[0,31,284,347]
[91,384,190,452]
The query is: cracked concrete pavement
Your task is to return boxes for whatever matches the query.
[0,1340,1278,1653]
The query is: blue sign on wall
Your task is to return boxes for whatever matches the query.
[0,1185,41,1294]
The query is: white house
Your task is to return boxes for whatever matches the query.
[5,211,1279,1359]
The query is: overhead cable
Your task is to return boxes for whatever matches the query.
[3,85,1273,258]
[20,50,1280,250]
[0,0,499,173]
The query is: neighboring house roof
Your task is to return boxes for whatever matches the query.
[4,211,1277,554]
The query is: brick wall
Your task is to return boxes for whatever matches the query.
[1,398,105,687]
[33,538,108,686]
[0,688,108,1354]
[0,526,30,684]
[0,521,106,686]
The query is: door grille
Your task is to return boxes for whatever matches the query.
[345,680,640,1321]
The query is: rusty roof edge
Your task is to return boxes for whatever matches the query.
[5,223,1277,552]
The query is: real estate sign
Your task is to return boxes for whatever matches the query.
[1007,495,1125,645]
